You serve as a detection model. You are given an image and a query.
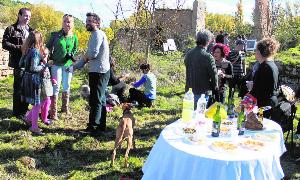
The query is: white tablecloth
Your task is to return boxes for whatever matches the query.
[142,118,286,180]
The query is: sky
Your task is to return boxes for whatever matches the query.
[19,0,295,27]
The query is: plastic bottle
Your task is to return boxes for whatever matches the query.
[196,94,207,115]
[182,88,194,122]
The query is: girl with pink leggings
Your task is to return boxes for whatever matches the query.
[20,31,53,135]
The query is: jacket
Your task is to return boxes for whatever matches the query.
[2,23,34,68]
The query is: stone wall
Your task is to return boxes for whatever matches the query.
[0,28,12,79]
[250,61,300,91]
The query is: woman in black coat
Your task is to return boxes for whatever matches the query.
[250,38,280,115]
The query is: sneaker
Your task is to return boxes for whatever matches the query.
[21,116,31,126]
[295,134,300,139]
[79,126,95,134]
[43,119,53,126]
[29,128,44,136]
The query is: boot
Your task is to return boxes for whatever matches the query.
[61,92,70,115]
[49,95,58,120]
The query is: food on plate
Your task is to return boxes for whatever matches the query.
[220,126,230,135]
[253,133,277,141]
[245,111,263,130]
[211,141,237,152]
[222,121,233,126]
[240,139,265,151]
[183,127,196,134]
[205,102,227,120]
[187,136,206,145]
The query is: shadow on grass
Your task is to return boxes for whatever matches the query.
[156,91,184,98]
[0,108,13,119]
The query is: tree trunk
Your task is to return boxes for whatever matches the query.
[254,0,272,40]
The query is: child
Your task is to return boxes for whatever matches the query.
[128,63,156,107]
[19,31,52,135]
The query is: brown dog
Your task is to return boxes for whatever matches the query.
[111,103,136,167]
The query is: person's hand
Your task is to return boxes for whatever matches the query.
[65,66,74,73]
[48,60,54,66]
[246,81,253,91]
[83,54,89,62]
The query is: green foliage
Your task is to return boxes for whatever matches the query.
[273,2,300,50]
[206,13,235,35]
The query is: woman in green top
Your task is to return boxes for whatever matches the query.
[46,14,78,119]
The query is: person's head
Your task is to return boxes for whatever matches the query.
[62,14,74,35]
[109,56,116,68]
[212,43,230,61]
[86,12,101,31]
[16,8,31,26]
[215,34,224,44]
[140,63,150,74]
[22,30,44,55]
[255,38,280,62]
[196,29,214,47]
[235,39,245,52]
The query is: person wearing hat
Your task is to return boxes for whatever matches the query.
[227,39,246,100]
[128,63,156,108]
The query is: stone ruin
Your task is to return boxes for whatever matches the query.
[0,27,12,79]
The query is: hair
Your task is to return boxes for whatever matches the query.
[256,38,280,58]
[140,63,150,70]
[86,12,101,28]
[212,43,230,57]
[196,29,214,46]
[215,34,224,44]
[16,7,30,24]
[21,30,45,56]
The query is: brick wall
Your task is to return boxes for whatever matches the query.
[0,28,12,79]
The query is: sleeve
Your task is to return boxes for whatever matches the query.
[208,54,218,89]
[225,62,233,79]
[30,50,44,72]
[45,32,55,50]
[73,58,86,70]
[133,75,147,88]
[71,35,79,56]
[109,69,120,86]
[86,32,103,59]
[2,26,21,52]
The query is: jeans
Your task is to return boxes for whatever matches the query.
[13,68,28,116]
[51,65,73,95]
[88,71,110,127]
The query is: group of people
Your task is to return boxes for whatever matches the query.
[185,29,281,118]
[2,8,157,135]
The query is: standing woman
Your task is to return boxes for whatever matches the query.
[46,14,78,119]
[250,38,280,115]
[212,43,233,104]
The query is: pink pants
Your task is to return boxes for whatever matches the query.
[25,97,51,129]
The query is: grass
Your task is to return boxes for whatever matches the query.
[0,52,300,179]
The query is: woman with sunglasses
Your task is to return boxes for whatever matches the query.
[46,14,78,119]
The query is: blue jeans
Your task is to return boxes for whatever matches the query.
[51,65,73,95]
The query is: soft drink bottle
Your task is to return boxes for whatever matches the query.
[182,88,194,122]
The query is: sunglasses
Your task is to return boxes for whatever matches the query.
[63,14,73,18]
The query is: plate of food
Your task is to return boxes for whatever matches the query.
[222,121,234,126]
[210,141,238,153]
[185,136,206,145]
[182,127,196,135]
[252,133,278,142]
[239,139,265,151]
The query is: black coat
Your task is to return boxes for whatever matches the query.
[2,23,34,68]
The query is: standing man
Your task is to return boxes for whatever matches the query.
[227,39,246,100]
[2,8,33,119]
[184,30,218,108]
[76,12,110,134]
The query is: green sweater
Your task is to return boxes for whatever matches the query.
[46,30,79,67]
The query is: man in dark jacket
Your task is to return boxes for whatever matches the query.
[2,8,34,118]
[184,30,218,108]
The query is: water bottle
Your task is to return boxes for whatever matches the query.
[196,94,207,115]
[182,88,194,122]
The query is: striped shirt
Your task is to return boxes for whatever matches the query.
[226,51,244,76]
